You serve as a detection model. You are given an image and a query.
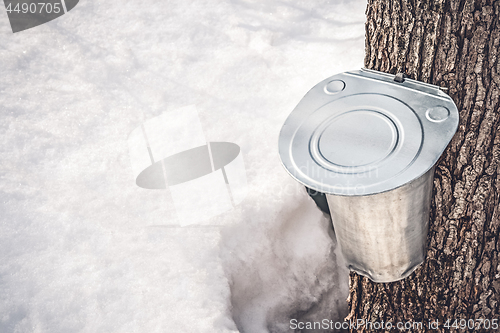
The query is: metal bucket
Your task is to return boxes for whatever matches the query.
[326,167,434,282]
[279,69,458,282]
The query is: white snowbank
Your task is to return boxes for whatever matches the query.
[0,0,365,332]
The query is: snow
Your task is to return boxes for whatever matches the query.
[0,0,366,332]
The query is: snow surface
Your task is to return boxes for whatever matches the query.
[0,0,366,332]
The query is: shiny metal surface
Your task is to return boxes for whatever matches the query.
[278,68,459,196]
[278,69,459,282]
[326,167,435,282]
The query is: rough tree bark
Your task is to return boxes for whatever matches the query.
[346,0,500,332]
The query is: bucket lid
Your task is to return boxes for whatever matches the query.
[278,69,459,196]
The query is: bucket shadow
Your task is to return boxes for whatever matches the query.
[220,196,349,333]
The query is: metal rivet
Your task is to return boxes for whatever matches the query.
[324,80,345,94]
[426,106,450,122]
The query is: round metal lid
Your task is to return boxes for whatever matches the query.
[279,69,459,196]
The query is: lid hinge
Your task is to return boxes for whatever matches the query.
[394,73,408,83]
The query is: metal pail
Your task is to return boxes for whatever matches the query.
[326,166,434,282]
[278,69,458,282]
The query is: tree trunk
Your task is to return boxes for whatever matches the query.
[347,0,500,331]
